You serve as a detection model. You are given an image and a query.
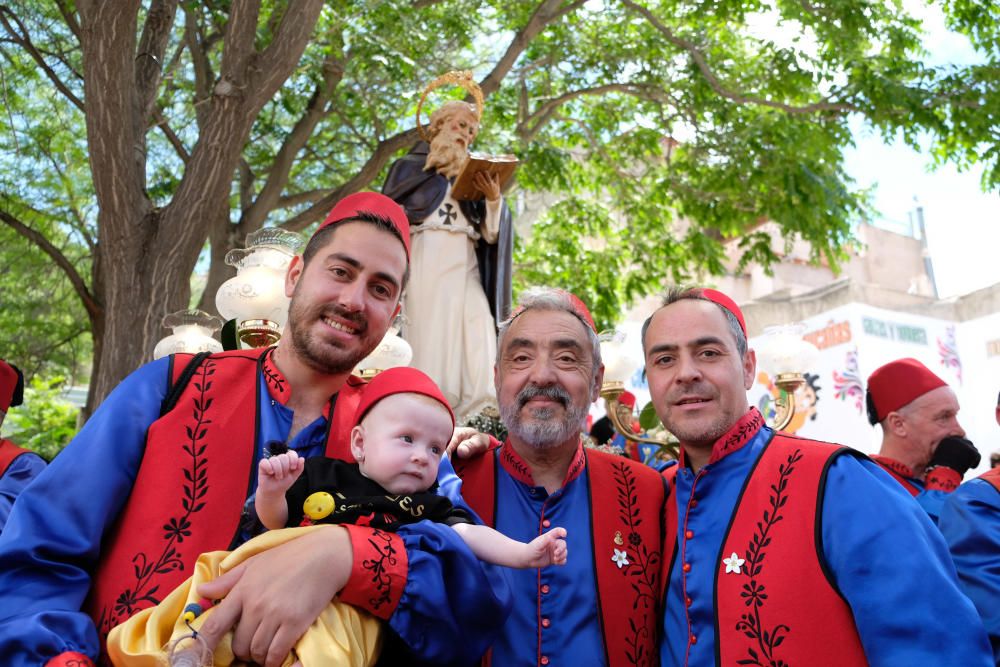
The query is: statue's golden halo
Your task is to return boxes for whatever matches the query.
[416,70,485,142]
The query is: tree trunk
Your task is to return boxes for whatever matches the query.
[77,0,324,413]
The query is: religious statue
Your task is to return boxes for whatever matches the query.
[382,72,514,420]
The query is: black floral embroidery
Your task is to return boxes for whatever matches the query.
[262,352,286,395]
[500,445,531,481]
[361,529,399,610]
[718,410,765,459]
[734,449,802,667]
[613,461,660,667]
[99,360,216,636]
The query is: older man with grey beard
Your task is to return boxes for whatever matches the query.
[383,100,514,421]
[454,287,667,667]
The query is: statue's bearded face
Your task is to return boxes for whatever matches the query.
[424,104,479,179]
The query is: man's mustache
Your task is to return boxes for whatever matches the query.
[517,384,570,409]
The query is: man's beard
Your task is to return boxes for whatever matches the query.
[424,129,469,179]
[500,383,589,449]
[286,293,375,375]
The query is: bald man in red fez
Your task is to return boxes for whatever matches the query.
[640,286,991,666]
[0,360,46,534]
[0,193,508,667]
[866,357,981,521]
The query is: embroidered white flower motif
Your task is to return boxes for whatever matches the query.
[612,548,630,569]
[723,552,745,574]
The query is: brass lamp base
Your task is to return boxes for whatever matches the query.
[771,372,805,432]
[599,381,678,459]
[238,319,281,348]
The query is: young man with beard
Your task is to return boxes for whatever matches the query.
[642,286,991,666]
[455,287,667,667]
[0,193,510,667]
[382,100,514,420]
[865,357,981,521]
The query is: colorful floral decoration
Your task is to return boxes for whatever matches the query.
[833,347,864,413]
[937,325,962,385]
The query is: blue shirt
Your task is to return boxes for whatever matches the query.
[0,356,509,666]
[492,452,604,666]
[661,422,992,666]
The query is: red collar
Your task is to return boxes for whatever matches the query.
[870,454,916,479]
[678,407,765,468]
[261,347,366,422]
[499,440,587,488]
[261,347,291,405]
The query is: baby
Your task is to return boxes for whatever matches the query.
[109,367,565,667]
[256,365,567,570]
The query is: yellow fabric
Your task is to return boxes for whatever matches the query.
[107,526,382,667]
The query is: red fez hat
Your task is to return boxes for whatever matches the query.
[509,289,597,332]
[353,367,454,429]
[618,390,637,409]
[696,288,746,337]
[866,357,947,425]
[316,192,411,259]
[0,360,24,413]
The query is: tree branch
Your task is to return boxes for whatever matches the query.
[621,0,858,115]
[0,208,100,321]
[479,0,586,97]
[280,128,419,231]
[151,106,190,162]
[134,0,179,121]
[519,83,653,142]
[242,49,346,230]
[53,0,81,42]
[0,6,84,112]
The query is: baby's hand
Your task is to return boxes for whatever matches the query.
[257,451,304,495]
[527,527,568,568]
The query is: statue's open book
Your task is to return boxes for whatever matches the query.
[451,152,519,201]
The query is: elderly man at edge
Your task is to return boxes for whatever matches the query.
[641,286,990,666]
[454,287,666,666]
[0,192,509,667]
[865,357,981,522]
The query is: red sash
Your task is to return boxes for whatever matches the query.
[0,439,33,476]
[85,349,366,646]
[457,445,665,667]
[664,434,867,666]
[980,466,1000,493]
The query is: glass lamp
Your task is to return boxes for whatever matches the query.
[755,323,820,431]
[153,310,224,359]
[354,325,413,379]
[215,228,303,348]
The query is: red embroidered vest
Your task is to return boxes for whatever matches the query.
[84,349,365,646]
[457,445,665,667]
[664,434,868,666]
[980,466,1000,492]
[0,438,33,476]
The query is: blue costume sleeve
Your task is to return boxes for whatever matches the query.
[0,359,169,666]
[938,479,1000,665]
[821,455,993,666]
[389,520,513,665]
[382,456,512,665]
[0,450,47,532]
[914,487,949,524]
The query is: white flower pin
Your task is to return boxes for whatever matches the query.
[723,552,745,574]
[612,548,630,569]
